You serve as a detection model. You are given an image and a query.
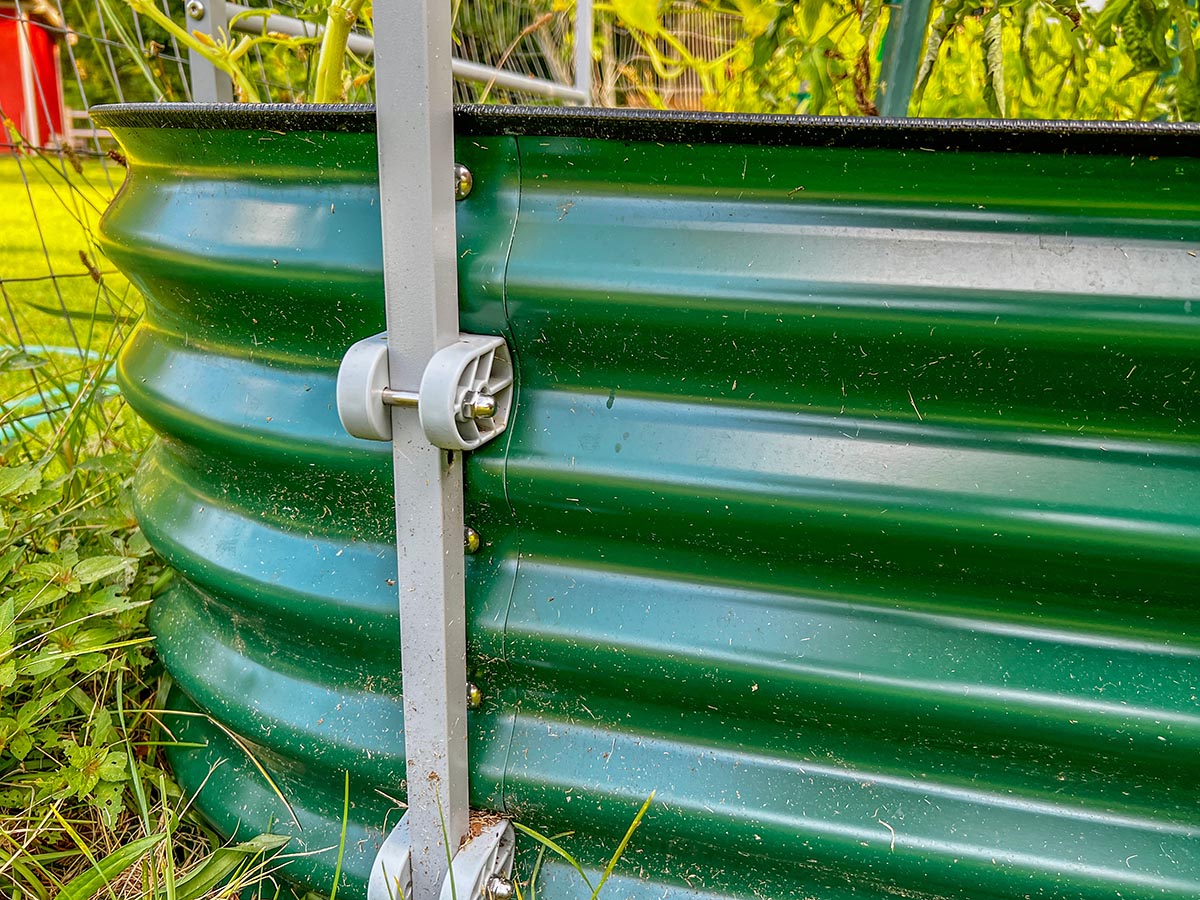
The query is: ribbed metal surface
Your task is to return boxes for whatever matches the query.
[94,105,1200,900]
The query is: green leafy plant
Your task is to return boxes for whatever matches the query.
[105,0,374,102]
[591,0,1198,120]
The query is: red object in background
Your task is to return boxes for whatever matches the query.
[0,4,65,152]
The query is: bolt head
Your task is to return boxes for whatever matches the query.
[185,0,205,18]
[454,163,473,200]
[464,526,482,554]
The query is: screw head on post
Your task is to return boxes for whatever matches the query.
[466,682,483,710]
[464,526,481,554]
[454,163,473,200]
[185,0,206,19]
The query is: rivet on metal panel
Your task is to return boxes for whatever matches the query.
[464,527,482,554]
[454,164,473,200]
[466,682,483,709]
[185,0,205,19]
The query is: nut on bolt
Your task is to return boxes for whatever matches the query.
[486,875,515,900]
[461,391,497,420]
[185,0,205,19]
[454,163,473,200]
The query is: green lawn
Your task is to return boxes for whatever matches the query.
[0,153,136,355]
[0,154,238,898]
[0,153,141,450]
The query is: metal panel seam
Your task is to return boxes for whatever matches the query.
[493,132,525,819]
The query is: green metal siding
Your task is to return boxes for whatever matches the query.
[93,105,1200,900]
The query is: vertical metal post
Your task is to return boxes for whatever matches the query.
[372,2,468,899]
[574,0,594,105]
[186,0,234,102]
[877,0,933,117]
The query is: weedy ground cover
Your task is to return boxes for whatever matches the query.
[0,152,303,898]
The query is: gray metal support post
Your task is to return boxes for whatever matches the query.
[372,1,469,899]
[185,0,233,102]
[574,0,594,105]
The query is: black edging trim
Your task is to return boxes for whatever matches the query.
[89,102,1200,156]
[89,102,378,133]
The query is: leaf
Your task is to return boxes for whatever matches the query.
[861,0,883,40]
[98,750,129,782]
[982,8,1007,116]
[9,731,32,760]
[163,834,291,900]
[913,0,968,110]
[751,2,794,67]
[74,556,131,586]
[0,349,48,373]
[1095,0,1136,43]
[0,547,21,584]
[75,652,112,675]
[19,651,68,680]
[1039,0,1081,27]
[91,708,116,746]
[57,831,165,899]
[799,0,825,33]
[0,465,41,498]
[610,0,661,35]
[93,780,125,829]
[0,598,14,654]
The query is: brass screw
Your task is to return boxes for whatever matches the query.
[464,526,481,554]
[467,683,483,710]
[454,163,473,200]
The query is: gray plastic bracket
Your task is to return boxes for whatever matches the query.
[337,331,513,450]
[367,815,414,900]
[367,815,515,900]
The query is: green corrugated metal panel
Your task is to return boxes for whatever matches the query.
[92,104,1200,900]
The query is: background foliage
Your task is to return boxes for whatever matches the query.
[594,0,1199,119]
[56,0,1200,118]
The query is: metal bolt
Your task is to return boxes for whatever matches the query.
[454,163,473,200]
[185,0,205,19]
[467,682,483,710]
[461,391,497,420]
[464,526,481,554]
[486,875,515,900]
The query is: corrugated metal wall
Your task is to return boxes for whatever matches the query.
[96,105,1200,899]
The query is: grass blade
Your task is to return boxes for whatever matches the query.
[510,823,594,894]
[329,770,350,900]
[162,833,291,900]
[589,792,655,900]
[56,828,166,900]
